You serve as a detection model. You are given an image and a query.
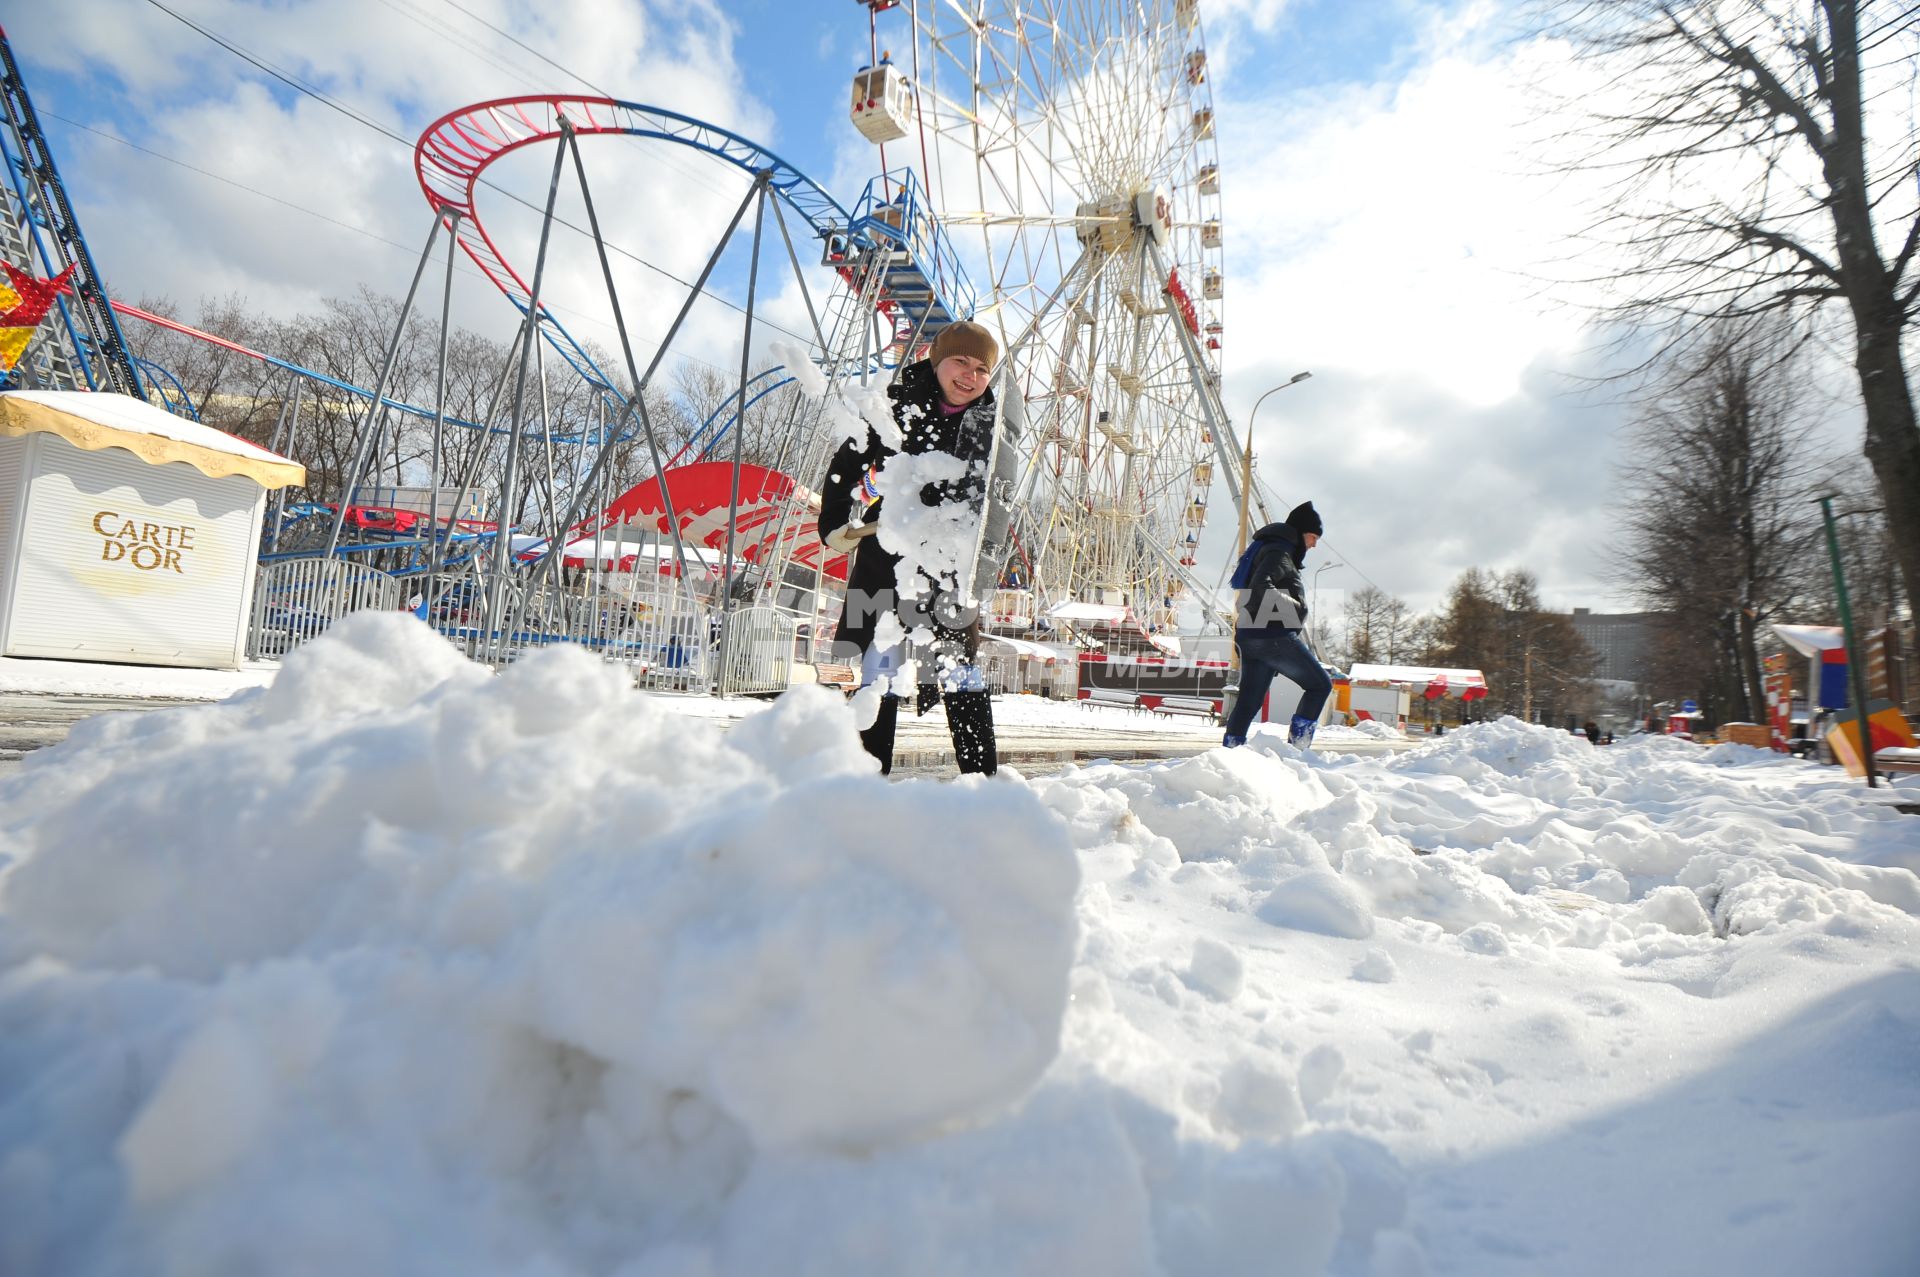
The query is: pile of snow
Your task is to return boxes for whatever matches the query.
[4,616,1919,1275]
[0,616,1081,1275]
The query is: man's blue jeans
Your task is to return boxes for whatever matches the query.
[1223,629,1331,741]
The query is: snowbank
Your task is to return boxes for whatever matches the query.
[1034,718,1920,1274]
[4,623,1918,1276]
[0,616,1083,1274]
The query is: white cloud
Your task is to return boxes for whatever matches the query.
[1198,6,1642,614]
[14,0,777,365]
[17,0,1831,622]
[1200,0,1300,40]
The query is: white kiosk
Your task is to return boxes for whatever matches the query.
[0,389,304,669]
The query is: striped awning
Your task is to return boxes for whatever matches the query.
[1347,663,1489,701]
[0,389,305,490]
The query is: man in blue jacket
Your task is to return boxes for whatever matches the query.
[1223,501,1332,749]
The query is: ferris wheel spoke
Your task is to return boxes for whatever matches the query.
[895,0,1225,626]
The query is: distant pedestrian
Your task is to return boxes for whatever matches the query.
[1584,720,1601,745]
[1221,501,1332,750]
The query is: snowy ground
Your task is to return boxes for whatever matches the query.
[0,654,280,700]
[2,614,1916,1277]
[0,645,1378,744]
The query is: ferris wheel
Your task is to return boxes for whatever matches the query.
[857,0,1234,636]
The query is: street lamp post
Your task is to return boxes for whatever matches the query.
[1311,560,1343,622]
[1222,370,1312,728]
[1237,371,1313,560]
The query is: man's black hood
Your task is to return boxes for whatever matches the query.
[1249,521,1303,551]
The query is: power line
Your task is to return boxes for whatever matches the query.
[1249,470,1387,599]
[141,0,413,146]
[419,0,748,210]
[436,0,614,97]
[46,111,428,257]
[376,0,553,93]
[136,0,819,348]
[39,109,742,380]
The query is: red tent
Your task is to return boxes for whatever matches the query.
[572,462,848,581]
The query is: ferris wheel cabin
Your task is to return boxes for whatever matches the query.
[851,56,913,143]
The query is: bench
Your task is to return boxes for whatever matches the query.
[813,662,858,693]
[1137,694,1220,719]
[1876,748,1920,776]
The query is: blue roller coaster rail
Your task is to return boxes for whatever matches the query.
[845,167,976,342]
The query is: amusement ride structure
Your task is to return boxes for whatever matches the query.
[0,2,1257,695]
[886,0,1242,632]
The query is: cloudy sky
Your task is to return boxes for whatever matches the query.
[7,0,1876,617]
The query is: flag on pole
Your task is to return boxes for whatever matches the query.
[0,260,77,375]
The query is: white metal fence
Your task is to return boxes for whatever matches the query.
[977,646,1076,699]
[718,606,795,695]
[421,563,716,691]
[249,555,720,692]
[248,557,406,659]
[248,558,1073,706]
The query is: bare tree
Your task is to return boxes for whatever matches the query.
[1812,458,1905,626]
[1398,612,1442,666]
[1538,0,1920,621]
[1306,609,1350,670]
[1343,585,1386,665]
[122,293,284,441]
[1615,321,1824,718]
[668,361,808,474]
[1343,585,1421,665]
[1378,593,1417,663]
[1436,568,1597,723]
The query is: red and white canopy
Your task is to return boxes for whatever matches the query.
[1346,663,1490,701]
[560,461,848,581]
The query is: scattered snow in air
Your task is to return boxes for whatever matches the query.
[767,339,827,399]
[770,338,900,452]
[871,449,978,600]
[3,614,1918,1277]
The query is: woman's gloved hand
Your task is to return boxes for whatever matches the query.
[825,467,885,550]
[849,467,884,539]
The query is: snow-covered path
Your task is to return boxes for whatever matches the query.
[2,615,1915,1276]
[1055,743,1920,1274]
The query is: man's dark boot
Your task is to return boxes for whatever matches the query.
[861,693,901,775]
[944,690,998,776]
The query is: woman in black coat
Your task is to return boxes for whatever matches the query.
[818,321,1001,775]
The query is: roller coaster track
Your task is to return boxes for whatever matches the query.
[0,26,144,397]
[413,95,851,434]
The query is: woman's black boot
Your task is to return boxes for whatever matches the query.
[944,690,998,776]
[860,693,901,775]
